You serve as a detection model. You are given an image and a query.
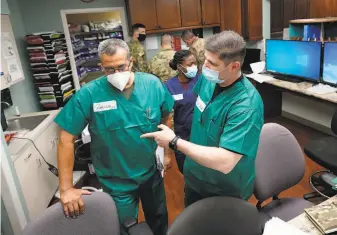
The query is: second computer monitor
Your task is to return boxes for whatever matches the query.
[323,42,337,86]
[266,40,322,82]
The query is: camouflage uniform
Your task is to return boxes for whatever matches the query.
[149,48,177,82]
[189,38,206,69]
[127,39,149,73]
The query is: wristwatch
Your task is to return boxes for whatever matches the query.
[169,136,180,150]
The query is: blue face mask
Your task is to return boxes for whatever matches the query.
[202,65,231,84]
[183,65,198,79]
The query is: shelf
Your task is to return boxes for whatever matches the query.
[80,71,104,84]
[70,29,123,36]
[290,17,337,24]
[146,24,220,35]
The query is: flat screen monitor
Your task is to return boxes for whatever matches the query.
[266,40,322,82]
[242,48,261,73]
[322,42,337,86]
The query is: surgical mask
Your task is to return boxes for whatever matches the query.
[138,34,146,42]
[202,64,231,84]
[182,65,198,79]
[107,71,131,91]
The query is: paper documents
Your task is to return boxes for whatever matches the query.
[263,217,310,235]
[246,74,275,84]
[250,61,266,74]
[306,84,337,95]
[156,146,165,177]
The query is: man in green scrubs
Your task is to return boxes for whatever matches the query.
[142,31,264,206]
[55,39,173,235]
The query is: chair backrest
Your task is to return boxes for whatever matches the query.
[331,109,337,135]
[254,123,305,202]
[167,196,263,235]
[23,192,119,235]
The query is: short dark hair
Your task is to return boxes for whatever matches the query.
[169,50,193,70]
[205,30,246,66]
[132,23,146,33]
[181,30,195,40]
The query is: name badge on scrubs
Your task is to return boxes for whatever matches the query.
[93,101,117,112]
[172,94,184,101]
[196,96,206,112]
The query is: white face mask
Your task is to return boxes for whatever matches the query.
[183,65,198,79]
[107,71,131,91]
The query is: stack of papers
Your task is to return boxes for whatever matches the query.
[246,74,276,84]
[306,84,337,95]
[263,217,309,235]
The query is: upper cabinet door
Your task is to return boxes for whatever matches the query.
[309,0,332,18]
[283,0,295,28]
[294,0,309,19]
[201,0,221,25]
[270,0,284,33]
[332,0,337,16]
[247,0,263,40]
[220,0,242,34]
[128,0,158,31]
[180,0,202,27]
[156,0,182,29]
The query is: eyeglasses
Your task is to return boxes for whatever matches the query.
[101,63,130,74]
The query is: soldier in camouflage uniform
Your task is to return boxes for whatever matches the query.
[128,23,148,72]
[181,30,206,71]
[149,34,177,82]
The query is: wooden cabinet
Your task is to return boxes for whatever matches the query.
[283,0,295,27]
[332,0,337,16]
[294,0,309,19]
[127,0,158,31]
[310,0,334,18]
[220,0,242,34]
[126,0,221,34]
[220,0,262,40]
[271,0,284,33]
[180,0,201,27]
[156,0,182,29]
[246,0,263,40]
[201,0,221,25]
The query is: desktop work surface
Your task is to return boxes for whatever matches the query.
[289,196,337,235]
[246,74,337,119]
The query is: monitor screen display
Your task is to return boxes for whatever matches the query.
[266,40,322,81]
[323,42,337,85]
[242,48,261,73]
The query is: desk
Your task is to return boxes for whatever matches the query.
[247,75,337,118]
[289,196,337,234]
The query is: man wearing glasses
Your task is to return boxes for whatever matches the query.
[54,39,173,235]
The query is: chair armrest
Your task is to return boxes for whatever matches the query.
[123,217,153,235]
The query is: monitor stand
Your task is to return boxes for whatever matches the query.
[271,74,303,83]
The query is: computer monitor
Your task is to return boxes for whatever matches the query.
[242,48,261,74]
[322,42,337,87]
[266,40,322,82]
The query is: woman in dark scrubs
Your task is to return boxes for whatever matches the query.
[165,50,199,173]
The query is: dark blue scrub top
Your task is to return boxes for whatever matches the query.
[165,75,199,140]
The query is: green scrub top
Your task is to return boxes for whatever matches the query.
[54,72,174,195]
[184,75,264,200]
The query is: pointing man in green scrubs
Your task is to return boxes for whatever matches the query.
[142,31,264,206]
[55,39,173,235]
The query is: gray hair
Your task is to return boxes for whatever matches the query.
[205,30,246,66]
[98,39,130,58]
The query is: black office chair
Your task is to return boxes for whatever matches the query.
[304,109,337,200]
[23,192,153,235]
[167,196,263,235]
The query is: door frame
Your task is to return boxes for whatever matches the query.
[60,7,130,91]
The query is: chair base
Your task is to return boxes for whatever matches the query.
[303,171,337,200]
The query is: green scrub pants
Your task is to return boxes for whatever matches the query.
[108,171,168,235]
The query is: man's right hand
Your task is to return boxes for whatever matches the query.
[60,188,92,218]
